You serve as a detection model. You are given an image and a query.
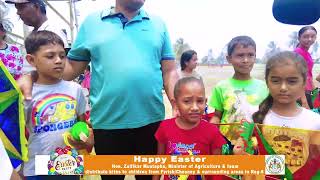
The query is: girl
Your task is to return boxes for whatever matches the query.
[179,50,203,81]
[294,26,317,109]
[153,77,226,180]
[252,51,320,177]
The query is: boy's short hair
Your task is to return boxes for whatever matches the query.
[24,30,65,54]
[174,77,205,99]
[227,36,256,56]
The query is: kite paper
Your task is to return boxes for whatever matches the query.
[0,60,27,168]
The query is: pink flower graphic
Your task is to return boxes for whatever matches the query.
[9,62,16,68]
[2,58,8,65]
[10,46,19,53]
[0,53,5,60]
[6,54,15,61]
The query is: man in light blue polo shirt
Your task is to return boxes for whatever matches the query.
[65,0,178,179]
[18,1,177,179]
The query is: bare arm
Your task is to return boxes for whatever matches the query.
[10,170,21,180]
[152,143,166,180]
[316,73,320,82]
[63,59,89,81]
[300,92,310,109]
[161,60,179,106]
[211,148,222,155]
[77,114,86,122]
[210,110,222,124]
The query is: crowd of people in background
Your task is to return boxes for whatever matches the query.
[0,0,320,180]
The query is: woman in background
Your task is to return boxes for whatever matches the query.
[179,50,203,81]
[294,26,317,109]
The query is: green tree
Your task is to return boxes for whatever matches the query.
[311,41,319,57]
[288,31,299,49]
[216,51,226,66]
[173,38,190,65]
[262,41,280,63]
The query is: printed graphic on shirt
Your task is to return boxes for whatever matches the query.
[221,89,257,141]
[168,141,200,155]
[0,45,23,80]
[262,126,310,173]
[168,142,200,180]
[32,93,77,133]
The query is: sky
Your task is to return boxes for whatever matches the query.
[4,0,320,59]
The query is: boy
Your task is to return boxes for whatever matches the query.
[23,31,92,179]
[209,36,268,142]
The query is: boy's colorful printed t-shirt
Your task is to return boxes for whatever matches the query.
[23,80,86,176]
[155,118,226,180]
[263,108,320,173]
[0,44,24,80]
[209,78,268,141]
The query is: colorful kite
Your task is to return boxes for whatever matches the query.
[219,122,320,180]
[0,60,28,168]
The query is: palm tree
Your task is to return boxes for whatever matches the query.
[268,41,280,53]
[173,38,190,65]
[263,41,280,63]
[311,41,319,59]
[288,31,299,49]
[216,51,226,66]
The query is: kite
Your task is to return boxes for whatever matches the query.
[220,122,320,180]
[0,60,28,168]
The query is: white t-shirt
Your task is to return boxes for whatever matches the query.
[178,70,202,81]
[262,107,320,173]
[37,20,69,48]
[264,107,320,130]
[0,138,13,180]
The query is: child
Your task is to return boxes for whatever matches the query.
[23,31,93,179]
[294,26,317,109]
[179,50,203,81]
[154,77,226,180]
[208,36,268,142]
[251,51,320,176]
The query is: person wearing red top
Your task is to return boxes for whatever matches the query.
[294,26,317,109]
[153,77,226,180]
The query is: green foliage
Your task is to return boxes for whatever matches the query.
[173,38,191,65]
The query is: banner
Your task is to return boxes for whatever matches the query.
[36,154,285,176]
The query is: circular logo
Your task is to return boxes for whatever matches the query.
[48,146,84,175]
[53,154,77,174]
[265,155,285,175]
